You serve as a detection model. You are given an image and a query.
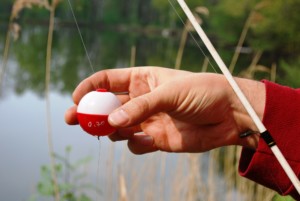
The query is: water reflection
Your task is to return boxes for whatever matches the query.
[0,22,270,200]
[0,23,214,200]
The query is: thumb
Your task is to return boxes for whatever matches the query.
[108,87,173,127]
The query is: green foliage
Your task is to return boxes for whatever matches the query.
[249,0,300,54]
[2,0,300,91]
[272,194,295,201]
[278,59,300,87]
[1,1,300,200]
[102,0,160,25]
[29,146,99,201]
[11,27,48,96]
[0,0,12,20]
[13,2,51,21]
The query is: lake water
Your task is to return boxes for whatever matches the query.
[0,20,259,200]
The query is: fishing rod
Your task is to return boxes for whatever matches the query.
[176,0,300,194]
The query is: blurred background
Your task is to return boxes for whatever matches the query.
[0,0,299,200]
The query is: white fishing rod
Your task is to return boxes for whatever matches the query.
[176,0,300,194]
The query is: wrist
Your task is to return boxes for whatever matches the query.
[231,78,266,149]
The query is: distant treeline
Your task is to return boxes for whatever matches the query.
[1,0,300,86]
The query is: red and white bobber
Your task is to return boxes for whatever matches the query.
[77,89,121,137]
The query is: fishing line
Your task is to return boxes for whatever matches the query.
[67,0,298,199]
[168,0,218,73]
[169,0,300,197]
[66,0,105,199]
[67,0,95,74]
[95,138,102,201]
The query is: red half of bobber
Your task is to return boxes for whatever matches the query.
[77,113,116,136]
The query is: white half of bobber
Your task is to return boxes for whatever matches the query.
[77,89,122,136]
[77,90,121,115]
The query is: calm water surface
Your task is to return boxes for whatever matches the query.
[0,24,239,200]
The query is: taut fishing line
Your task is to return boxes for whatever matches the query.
[96,139,102,201]
[67,0,95,74]
[66,1,105,200]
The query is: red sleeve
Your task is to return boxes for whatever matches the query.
[239,80,300,200]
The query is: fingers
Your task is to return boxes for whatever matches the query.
[72,67,187,105]
[66,67,189,155]
[127,133,158,154]
[72,68,133,104]
[108,86,173,128]
[109,127,157,155]
[65,105,78,125]
[111,133,157,155]
[108,125,142,141]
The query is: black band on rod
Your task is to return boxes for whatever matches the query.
[261,130,276,147]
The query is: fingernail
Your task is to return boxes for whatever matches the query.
[109,109,129,126]
[137,134,154,146]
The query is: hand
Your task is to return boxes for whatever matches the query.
[65,67,265,154]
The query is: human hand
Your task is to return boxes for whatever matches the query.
[65,67,265,154]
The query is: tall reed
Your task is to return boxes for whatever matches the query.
[119,173,128,201]
[4,0,62,199]
[229,1,269,73]
[175,7,209,70]
[45,0,61,200]
[5,1,285,200]
[130,45,136,67]
[228,10,255,73]
[0,20,12,94]
[171,3,280,201]
[0,0,42,93]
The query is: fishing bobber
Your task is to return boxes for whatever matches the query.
[77,89,121,137]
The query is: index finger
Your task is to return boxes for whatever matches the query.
[73,68,133,104]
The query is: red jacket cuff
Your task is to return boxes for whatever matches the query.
[239,80,300,200]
